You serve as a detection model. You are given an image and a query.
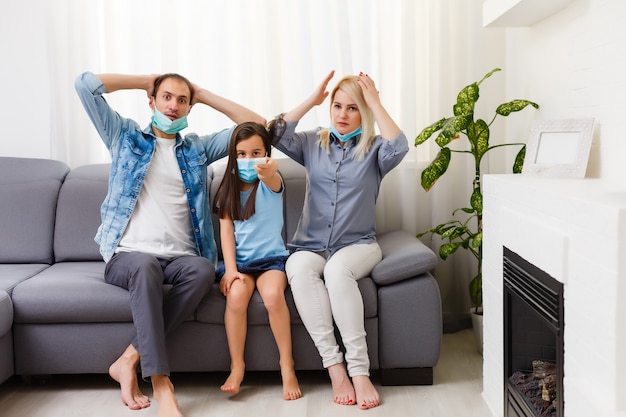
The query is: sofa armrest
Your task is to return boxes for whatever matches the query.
[371,230,437,285]
[0,290,12,336]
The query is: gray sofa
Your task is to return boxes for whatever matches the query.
[0,156,442,386]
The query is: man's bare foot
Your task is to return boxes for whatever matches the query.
[328,363,356,405]
[108,346,150,410]
[220,368,245,395]
[352,375,381,410]
[152,375,183,417]
[280,363,302,400]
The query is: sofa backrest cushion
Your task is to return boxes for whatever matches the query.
[208,157,307,259]
[0,157,70,263]
[54,164,109,262]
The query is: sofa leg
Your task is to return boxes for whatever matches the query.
[379,367,433,386]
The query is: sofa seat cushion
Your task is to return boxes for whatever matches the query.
[371,230,438,286]
[196,276,378,325]
[12,262,133,324]
[0,264,50,295]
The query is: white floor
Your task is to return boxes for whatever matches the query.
[0,329,492,417]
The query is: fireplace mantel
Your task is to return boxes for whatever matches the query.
[482,174,626,417]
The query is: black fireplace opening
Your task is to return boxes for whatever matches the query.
[503,247,564,417]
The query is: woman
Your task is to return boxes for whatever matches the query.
[213,122,301,400]
[272,71,409,409]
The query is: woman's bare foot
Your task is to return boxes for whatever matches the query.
[152,375,183,417]
[108,346,150,410]
[352,375,381,410]
[280,363,302,400]
[328,363,356,405]
[220,368,245,395]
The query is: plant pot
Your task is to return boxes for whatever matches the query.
[470,308,483,356]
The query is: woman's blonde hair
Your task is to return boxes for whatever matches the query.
[317,75,375,160]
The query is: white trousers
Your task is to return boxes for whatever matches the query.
[286,242,382,377]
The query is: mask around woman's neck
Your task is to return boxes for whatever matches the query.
[330,125,362,142]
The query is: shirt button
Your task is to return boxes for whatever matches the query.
[181,169,186,174]
[186,188,191,193]
[191,208,196,213]
[195,228,200,233]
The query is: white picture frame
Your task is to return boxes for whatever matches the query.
[522,118,594,178]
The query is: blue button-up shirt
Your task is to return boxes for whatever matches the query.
[273,121,409,256]
[75,71,231,264]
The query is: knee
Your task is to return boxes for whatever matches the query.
[225,288,251,314]
[260,288,285,313]
[181,257,215,291]
[323,268,357,295]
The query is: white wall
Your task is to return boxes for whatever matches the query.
[0,2,51,159]
[503,0,626,182]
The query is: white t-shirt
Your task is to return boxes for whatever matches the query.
[116,137,197,258]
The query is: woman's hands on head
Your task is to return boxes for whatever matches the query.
[356,72,382,109]
[310,70,335,106]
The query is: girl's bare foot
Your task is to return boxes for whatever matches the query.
[220,368,245,395]
[352,375,381,410]
[328,363,356,405]
[280,363,302,400]
[108,348,150,410]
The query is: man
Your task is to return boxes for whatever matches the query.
[75,71,265,417]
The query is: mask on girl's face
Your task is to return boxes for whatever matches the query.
[236,159,259,183]
[330,125,362,142]
[151,108,188,134]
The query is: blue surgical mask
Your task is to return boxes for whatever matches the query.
[151,108,188,134]
[330,125,362,142]
[236,159,259,183]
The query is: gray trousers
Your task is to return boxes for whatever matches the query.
[105,252,214,379]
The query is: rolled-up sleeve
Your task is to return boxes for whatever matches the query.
[74,71,124,149]
[378,131,409,176]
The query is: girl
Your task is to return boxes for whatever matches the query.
[213,121,301,401]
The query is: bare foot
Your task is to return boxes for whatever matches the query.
[220,368,245,395]
[352,375,380,410]
[108,346,150,410]
[328,363,356,405]
[152,375,183,417]
[280,363,302,400]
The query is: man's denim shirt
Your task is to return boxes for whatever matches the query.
[75,71,231,264]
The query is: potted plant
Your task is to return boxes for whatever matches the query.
[414,68,539,351]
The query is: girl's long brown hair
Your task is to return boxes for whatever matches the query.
[213,120,283,221]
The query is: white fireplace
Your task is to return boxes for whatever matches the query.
[481,174,626,417]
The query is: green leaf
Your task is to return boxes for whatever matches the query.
[421,148,451,191]
[470,188,483,213]
[513,145,526,173]
[415,118,446,146]
[439,242,461,260]
[453,83,480,116]
[469,273,482,308]
[496,99,540,116]
[467,119,489,158]
[435,115,472,147]
[477,68,501,86]
[471,231,482,249]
